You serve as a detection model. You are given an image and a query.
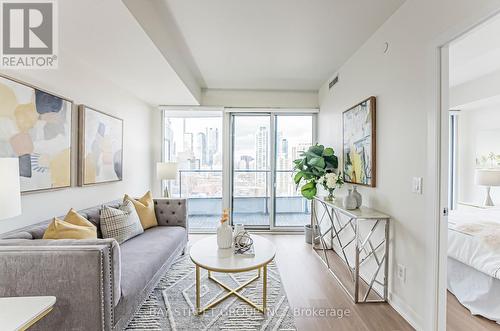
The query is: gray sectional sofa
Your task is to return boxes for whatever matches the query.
[0,198,188,330]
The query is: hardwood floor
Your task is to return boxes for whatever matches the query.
[189,234,413,331]
[447,291,500,331]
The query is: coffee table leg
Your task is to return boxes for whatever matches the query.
[196,265,200,314]
[263,264,267,313]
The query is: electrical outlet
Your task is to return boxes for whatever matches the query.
[412,177,423,194]
[397,264,406,283]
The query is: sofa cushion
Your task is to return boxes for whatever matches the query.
[100,200,143,244]
[124,192,158,230]
[116,226,185,317]
[80,201,121,238]
[43,209,97,240]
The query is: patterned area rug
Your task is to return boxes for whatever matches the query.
[126,254,297,330]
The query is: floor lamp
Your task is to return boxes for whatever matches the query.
[157,162,178,198]
[0,158,22,220]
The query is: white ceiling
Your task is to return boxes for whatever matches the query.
[450,14,500,87]
[57,0,406,105]
[59,0,198,106]
[459,94,500,112]
[163,0,405,91]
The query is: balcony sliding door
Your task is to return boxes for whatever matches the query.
[163,109,315,232]
[230,112,315,230]
[231,114,271,228]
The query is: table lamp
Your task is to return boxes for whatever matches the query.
[156,162,178,198]
[0,158,22,220]
[475,169,500,206]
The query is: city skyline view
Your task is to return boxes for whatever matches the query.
[163,112,313,229]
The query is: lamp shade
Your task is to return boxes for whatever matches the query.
[475,169,500,187]
[156,162,178,180]
[0,158,22,220]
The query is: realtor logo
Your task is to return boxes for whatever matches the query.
[1,0,58,68]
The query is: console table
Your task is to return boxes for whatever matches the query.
[311,196,390,303]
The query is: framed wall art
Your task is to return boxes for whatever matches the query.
[78,105,123,186]
[343,96,376,187]
[0,74,73,193]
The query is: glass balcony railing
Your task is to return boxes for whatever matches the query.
[170,170,310,230]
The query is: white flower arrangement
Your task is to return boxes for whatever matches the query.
[318,172,344,200]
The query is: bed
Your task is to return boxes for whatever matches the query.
[448,204,500,323]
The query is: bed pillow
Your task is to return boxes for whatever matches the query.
[43,209,97,240]
[123,191,158,230]
[100,200,144,244]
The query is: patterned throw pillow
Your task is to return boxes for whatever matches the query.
[100,200,144,244]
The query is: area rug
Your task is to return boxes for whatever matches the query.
[126,254,297,330]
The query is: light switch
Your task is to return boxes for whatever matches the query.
[412,177,423,194]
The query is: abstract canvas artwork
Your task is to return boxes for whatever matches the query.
[343,96,376,187]
[79,105,123,185]
[0,75,72,193]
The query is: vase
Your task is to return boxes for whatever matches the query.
[324,189,335,202]
[344,188,358,210]
[352,186,362,208]
[217,222,233,249]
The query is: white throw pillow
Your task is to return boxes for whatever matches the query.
[100,200,144,244]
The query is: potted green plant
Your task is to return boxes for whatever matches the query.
[292,144,340,200]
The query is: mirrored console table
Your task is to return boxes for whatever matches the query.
[311,196,390,303]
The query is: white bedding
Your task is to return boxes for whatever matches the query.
[448,205,500,280]
[448,257,500,324]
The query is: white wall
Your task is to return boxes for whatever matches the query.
[0,48,155,234]
[317,0,500,330]
[457,107,500,204]
[201,88,319,108]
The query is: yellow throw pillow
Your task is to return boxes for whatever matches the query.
[43,209,97,240]
[124,191,158,230]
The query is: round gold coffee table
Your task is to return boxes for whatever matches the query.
[189,234,276,315]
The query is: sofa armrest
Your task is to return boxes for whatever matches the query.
[154,198,188,231]
[0,238,121,307]
[0,242,118,330]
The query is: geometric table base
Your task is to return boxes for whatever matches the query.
[195,264,268,314]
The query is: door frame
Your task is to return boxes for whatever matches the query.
[432,10,500,331]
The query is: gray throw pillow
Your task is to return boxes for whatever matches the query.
[100,200,144,244]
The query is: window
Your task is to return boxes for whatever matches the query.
[274,115,314,227]
[163,110,223,231]
[162,108,317,232]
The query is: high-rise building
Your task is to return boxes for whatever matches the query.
[281,138,288,157]
[206,127,219,167]
[164,118,175,160]
[194,132,207,166]
[183,133,193,153]
[255,126,268,170]
[255,126,269,189]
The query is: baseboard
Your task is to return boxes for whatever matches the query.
[388,292,423,331]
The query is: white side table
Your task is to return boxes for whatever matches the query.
[0,296,56,331]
